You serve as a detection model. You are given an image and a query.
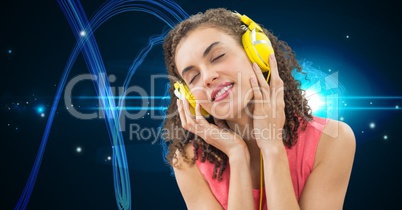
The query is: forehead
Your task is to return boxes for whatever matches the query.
[175,27,237,72]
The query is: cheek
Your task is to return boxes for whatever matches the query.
[191,88,211,105]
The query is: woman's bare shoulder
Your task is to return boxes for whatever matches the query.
[299,120,356,208]
[315,119,356,168]
[173,143,224,209]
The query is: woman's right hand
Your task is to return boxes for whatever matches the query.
[176,98,247,157]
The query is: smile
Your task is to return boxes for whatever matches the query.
[212,83,234,102]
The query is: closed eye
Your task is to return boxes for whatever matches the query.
[189,73,200,84]
[212,54,225,62]
[189,54,224,84]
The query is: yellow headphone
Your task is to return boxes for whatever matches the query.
[174,12,275,116]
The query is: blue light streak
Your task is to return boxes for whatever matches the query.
[14,1,401,209]
[77,96,169,99]
[15,1,189,210]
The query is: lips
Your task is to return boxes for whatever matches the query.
[211,82,234,101]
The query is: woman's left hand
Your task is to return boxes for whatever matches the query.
[249,54,286,148]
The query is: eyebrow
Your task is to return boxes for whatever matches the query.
[181,41,221,77]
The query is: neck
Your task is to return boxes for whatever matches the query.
[225,103,260,157]
[225,103,262,189]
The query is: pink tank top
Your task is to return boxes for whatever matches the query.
[195,116,329,210]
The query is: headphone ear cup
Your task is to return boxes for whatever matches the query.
[242,29,274,76]
[237,12,275,81]
[174,82,209,116]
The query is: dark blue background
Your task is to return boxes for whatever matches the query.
[1,0,401,209]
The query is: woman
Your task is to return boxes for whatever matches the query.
[162,8,355,210]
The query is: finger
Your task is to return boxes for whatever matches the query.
[176,99,187,127]
[267,55,284,109]
[272,86,285,120]
[213,117,229,130]
[185,98,210,134]
[252,63,270,101]
[195,100,205,121]
[182,97,194,119]
[252,63,270,88]
[250,75,264,110]
[268,54,283,89]
[275,83,285,106]
[182,97,199,133]
[195,100,217,141]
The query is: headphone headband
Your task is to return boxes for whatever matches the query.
[233,12,263,32]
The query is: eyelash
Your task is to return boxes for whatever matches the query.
[189,73,199,84]
[189,54,225,84]
[212,53,225,62]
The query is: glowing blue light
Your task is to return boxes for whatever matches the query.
[293,61,346,119]
[93,106,167,111]
[383,135,388,140]
[8,49,12,54]
[369,122,375,129]
[80,30,86,37]
[305,89,325,113]
[36,106,45,114]
[76,147,82,153]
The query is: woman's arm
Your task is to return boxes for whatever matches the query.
[250,55,355,209]
[173,145,224,210]
[250,54,300,209]
[260,136,300,210]
[298,120,356,209]
[227,146,255,210]
[173,144,255,210]
[259,120,355,210]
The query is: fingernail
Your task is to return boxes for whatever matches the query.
[253,62,259,70]
[251,75,257,84]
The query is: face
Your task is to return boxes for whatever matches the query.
[175,27,256,119]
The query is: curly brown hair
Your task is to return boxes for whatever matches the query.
[162,8,312,180]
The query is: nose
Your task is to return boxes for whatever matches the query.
[202,67,219,87]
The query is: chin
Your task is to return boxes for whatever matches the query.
[209,102,246,120]
[208,92,252,119]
